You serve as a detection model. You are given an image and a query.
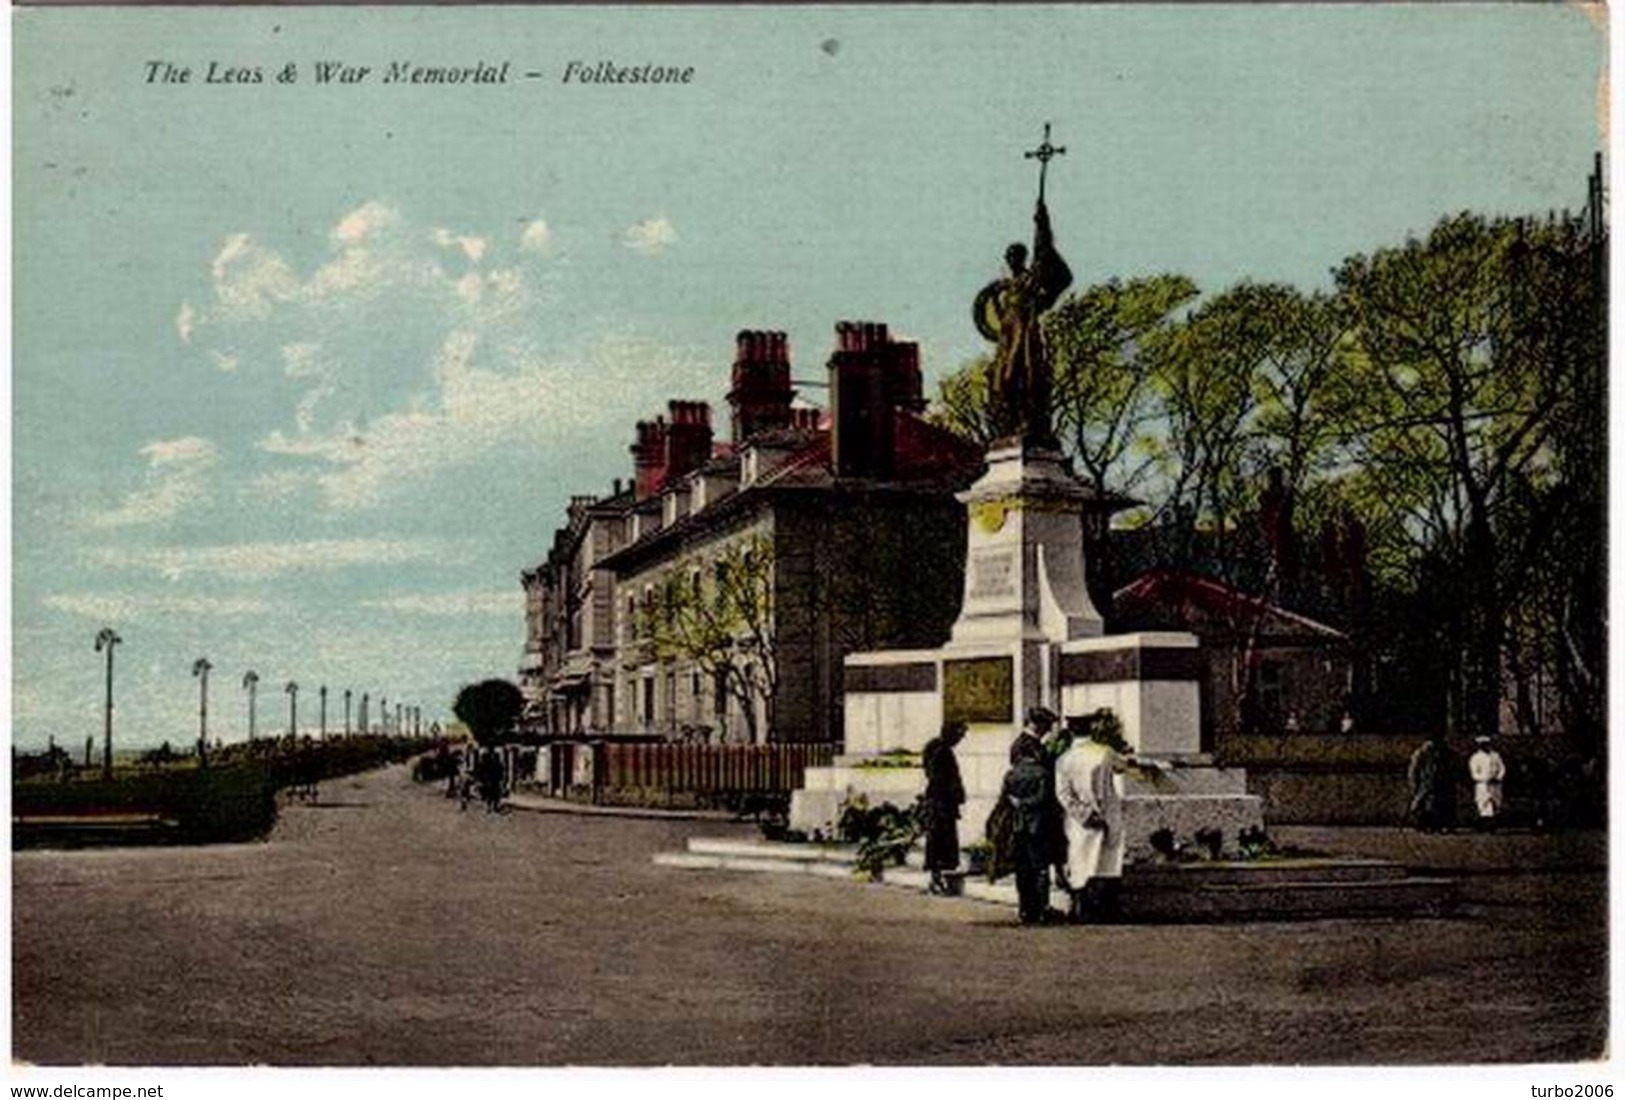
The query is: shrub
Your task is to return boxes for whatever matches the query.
[837,794,924,878]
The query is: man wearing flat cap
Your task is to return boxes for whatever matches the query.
[996,706,1064,923]
[1010,706,1059,764]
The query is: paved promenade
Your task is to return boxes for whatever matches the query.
[12,765,1607,1065]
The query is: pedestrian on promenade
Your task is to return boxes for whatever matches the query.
[477,746,505,813]
[1054,711,1126,922]
[1468,735,1506,831]
[1011,705,1058,763]
[921,720,968,895]
[1407,735,1455,832]
[457,750,475,811]
[995,710,1062,925]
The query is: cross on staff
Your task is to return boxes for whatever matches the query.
[1024,121,1067,204]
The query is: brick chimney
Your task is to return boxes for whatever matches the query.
[631,417,669,501]
[727,330,795,445]
[663,400,714,485]
[827,321,923,478]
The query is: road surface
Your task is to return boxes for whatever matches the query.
[12,764,1607,1065]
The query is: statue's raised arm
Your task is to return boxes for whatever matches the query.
[1030,199,1073,309]
[980,197,1072,449]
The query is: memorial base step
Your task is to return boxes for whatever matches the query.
[654,837,1459,923]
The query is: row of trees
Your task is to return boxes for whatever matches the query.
[935,202,1605,745]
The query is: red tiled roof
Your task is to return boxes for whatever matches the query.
[1113,568,1346,639]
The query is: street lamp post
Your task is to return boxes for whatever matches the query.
[380,697,388,736]
[343,689,352,737]
[360,693,369,736]
[285,681,299,738]
[94,628,122,779]
[192,658,213,766]
[319,685,328,739]
[243,670,259,742]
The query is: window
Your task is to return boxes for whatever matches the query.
[1259,660,1285,726]
[642,677,655,727]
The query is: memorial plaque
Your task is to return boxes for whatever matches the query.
[943,657,1014,725]
[968,549,1017,600]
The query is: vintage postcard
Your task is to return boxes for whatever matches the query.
[9,1,1612,1083]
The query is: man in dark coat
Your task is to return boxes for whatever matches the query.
[921,720,968,895]
[1407,735,1455,832]
[1000,728,1057,924]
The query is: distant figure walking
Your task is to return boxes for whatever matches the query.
[477,746,505,814]
[1407,735,1455,833]
[1468,736,1506,830]
[921,720,968,895]
[457,749,475,811]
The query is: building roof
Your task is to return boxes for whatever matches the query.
[596,411,983,574]
[1112,568,1347,641]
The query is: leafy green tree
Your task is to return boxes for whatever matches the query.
[1046,274,1199,502]
[1141,283,1267,570]
[1335,212,1584,738]
[646,533,777,744]
[929,355,1004,448]
[452,679,524,746]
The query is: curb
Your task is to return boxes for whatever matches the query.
[504,794,741,823]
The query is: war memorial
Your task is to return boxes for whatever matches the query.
[657,130,1458,923]
[788,131,1264,857]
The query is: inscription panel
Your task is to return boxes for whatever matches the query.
[845,662,937,694]
[943,656,1014,725]
[1060,647,1202,685]
[968,549,1017,600]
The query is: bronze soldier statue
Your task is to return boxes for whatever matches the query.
[975,125,1073,449]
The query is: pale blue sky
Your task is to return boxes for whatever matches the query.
[12,6,1605,749]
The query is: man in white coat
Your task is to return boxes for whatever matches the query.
[1054,715,1125,922]
[1468,735,1506,830]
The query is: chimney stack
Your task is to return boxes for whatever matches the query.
[728,329,795,444]
[631,417,670,501]
[663,399,715,486]
[827,320,922,479]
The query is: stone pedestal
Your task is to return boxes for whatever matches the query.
[949,443,1104,652]
[788,442,1263,857]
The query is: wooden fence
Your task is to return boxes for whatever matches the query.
[544,741,836,810]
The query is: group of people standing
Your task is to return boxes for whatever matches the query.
[921,706,1126,925]
[1408,733,1507,832]
[442,743,508,813]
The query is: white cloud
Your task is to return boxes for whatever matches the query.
[518,219,552,253]
[454,272,483,305]
[210,233,302,320]
[358,591,518,616]
[432,227,488,263]
[88,437,218,529]
[174,202,708,515]
[241,469,315,504]
[43,592,274,622]
[624,217,677,256]
[143,437,216,466]
[86,537,463,582]
[281,342,326,378]
[331,200,398,246]
[175,302,195,344]
[262,330,711,511]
